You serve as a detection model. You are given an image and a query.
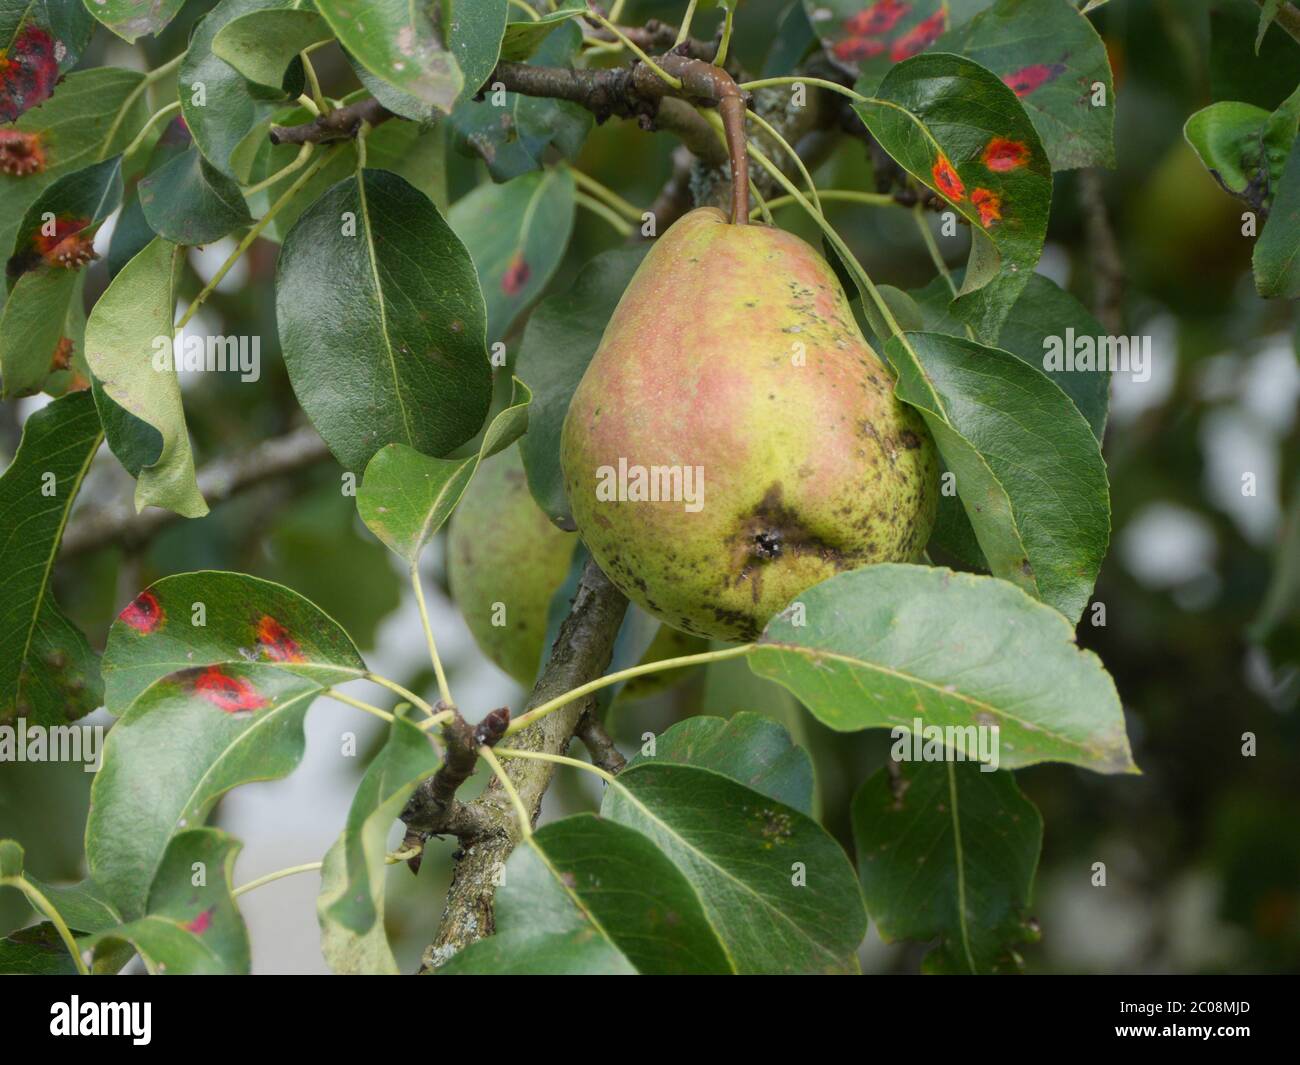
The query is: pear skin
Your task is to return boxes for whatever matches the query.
[561,207,939,642]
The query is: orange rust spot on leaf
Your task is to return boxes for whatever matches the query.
[256,615,305,664]
[982,137,1030,172]
[0,26,59,122]
[931,154,965,202]
[845,0,910,36]
[1003,63,1065,97]
[119,590,164,634]
[971,187,1003,227]
[194,668,268,713]
[501,252,531,295]
[0,129,45,175]
[833,37,885,61]
[48,336,74,373]
[890,11,946,62]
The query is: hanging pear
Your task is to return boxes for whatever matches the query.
[561,207,939,642]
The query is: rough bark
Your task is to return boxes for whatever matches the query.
[411,559,628,970]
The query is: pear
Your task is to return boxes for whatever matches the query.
[561,207,939,643]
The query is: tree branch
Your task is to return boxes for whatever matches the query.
[60,425,331,557]
[576,710,627,775]
[408,558,628,971]
[1079,168,1125,336]
[269,96,392,145]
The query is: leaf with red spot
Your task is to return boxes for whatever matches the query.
[854,52,1051,342]
[103,570,367,715]
[82,829,251,974]
[449,167,575,346]
[0,390,103,727]
[947,0,1115,170]
[7,155,122,285]
[87,663,323,919]
[0,67,152,281]
[0,0,95,122]
[806,0,956,87]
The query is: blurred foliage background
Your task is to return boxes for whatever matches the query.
[2,0,1298,974]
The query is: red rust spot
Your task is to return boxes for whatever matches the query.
[183,907,214,935]
[501,252,530,295]
[65,372,89,393]
[257,615,305,664]
[194,668,268,714]
[0,26,59,123]
[0,129,45,175]
[49,336,73,372]
[971,187,1003,227]
[982,136,1031,172]
[32,217,96,270]
[833,37,886,61]
[890,11,946,62]
[119,591,164,634]
[931,154,965,202]
[1003,63,1065,97]
[845,0,910,36]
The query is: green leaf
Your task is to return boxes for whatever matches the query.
[852,760,1042,973]
[181,0,299,182]
[1254,140,1300,299]
[628,712,816,817]
[84,236,207,517]
[315,0,492,115]
[0,0,94,121]
[447,0,509,95]
[138,146,253,246]
[82,0,185,43]
[751,564,1136,773]
[0,391,103,726]
[103,570,367,713]
[601,763,867,974]
[499,0,585,62]
[854,52,1052,342]
[317,714,439,974]
[913,272,1110,440]
[245,109,446,240]
[87,662,322,918]
[211,7,332,91]
[0,923,81,974]
[7,154,122,285]
[441,814,734,975]
[275,167,492,472]
[1258,0,1284,53]
[24,876,122,933]
[0,268,79,397]
[450,22,592,181]
[1184,94,1299,218]
[885,330,1110,620]
[515,244,649,528]
[83,829,251,974]
[0,67,150,285]
[449,167,575,345]
[358,378,531,565]
[947,0,1115,171]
